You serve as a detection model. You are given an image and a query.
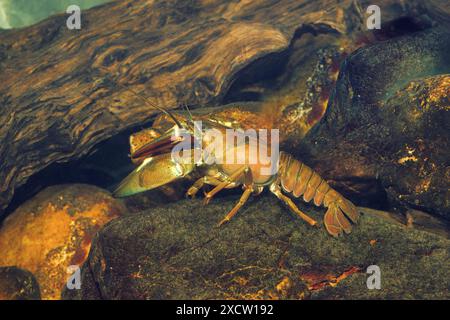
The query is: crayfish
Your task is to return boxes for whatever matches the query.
[113,92,359,237]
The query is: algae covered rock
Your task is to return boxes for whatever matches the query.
[0,184,127,299]
[0,267,41,300]
[298,28,450,217]
[379,75,449,218]
[64,196,450,300]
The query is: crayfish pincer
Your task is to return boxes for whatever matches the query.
[112,92,359,237]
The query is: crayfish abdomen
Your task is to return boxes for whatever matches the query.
[275,152,359,237]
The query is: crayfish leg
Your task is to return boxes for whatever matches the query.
[270,184,317,226]
[218,187,253,226]
[203,166,247,205]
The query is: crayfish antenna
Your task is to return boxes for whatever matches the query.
[93,66,184,129]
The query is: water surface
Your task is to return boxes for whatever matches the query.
[0,0,111,29]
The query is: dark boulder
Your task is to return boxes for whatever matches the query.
[0,267,41,300]
[297,28,450,218]
[379,75,449,219]
[63,196,450,300]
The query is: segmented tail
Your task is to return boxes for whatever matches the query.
[278,152,359,236]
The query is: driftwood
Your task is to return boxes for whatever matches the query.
[0,0,447,215]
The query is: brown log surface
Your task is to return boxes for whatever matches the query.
[0,0,360,215]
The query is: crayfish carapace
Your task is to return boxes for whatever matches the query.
[113,94,359,237]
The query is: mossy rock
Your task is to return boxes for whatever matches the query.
[63,195,450,300]
[0,267,41,300]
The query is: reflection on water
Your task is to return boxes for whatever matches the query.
[0,0,111,29]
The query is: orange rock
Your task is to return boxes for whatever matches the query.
[0,184,127,300]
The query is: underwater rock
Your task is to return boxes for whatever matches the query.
[0,266,41,300]
[298,28,450,218]
[424,0,450,26]
[380,75,449,219]
[0,184,127,299]
[63,196,449,300]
